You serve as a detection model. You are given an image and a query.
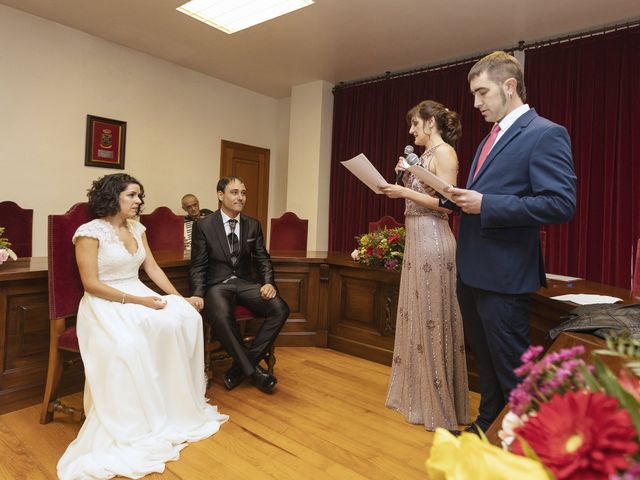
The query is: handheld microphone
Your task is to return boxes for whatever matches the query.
[396,145,420,184]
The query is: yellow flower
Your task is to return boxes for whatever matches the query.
[426,429,550,480]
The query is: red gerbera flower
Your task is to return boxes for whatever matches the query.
[512,390,638,480]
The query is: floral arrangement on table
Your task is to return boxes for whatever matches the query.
[350,226,405,271]
[0,227,18,265]
[426,334,640,480]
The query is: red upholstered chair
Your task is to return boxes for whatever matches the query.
[269,212,308,252]
[368,215,403,232]
[139,207,184,253]
[40,202,91,424]
[632,238,640,300]
[204,305,275,388]
[0,201,33,257]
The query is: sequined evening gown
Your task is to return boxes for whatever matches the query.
[385,144,470,431]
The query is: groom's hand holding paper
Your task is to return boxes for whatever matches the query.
[445,186,482,214]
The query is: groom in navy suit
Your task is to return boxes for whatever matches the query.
[445,52,577,432]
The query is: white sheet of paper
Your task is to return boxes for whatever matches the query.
[546,273,583,282]
[406,164,454,201]
[550,294,623,305]
[341,153,389,194]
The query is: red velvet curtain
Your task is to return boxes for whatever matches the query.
[526,26,640,288]
[330,26,640,289]
[329,63,489,253]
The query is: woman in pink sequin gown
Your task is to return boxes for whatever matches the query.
[380,100,469,432]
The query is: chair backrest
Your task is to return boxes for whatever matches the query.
[368,215,403,232]
[633,238,640,299]
[0,201,34,257]
[269,211,308,251]
[139,207,184,253]
[48,203,92,319]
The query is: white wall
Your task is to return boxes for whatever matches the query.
[287,81,333,251]
[0,5,289,256]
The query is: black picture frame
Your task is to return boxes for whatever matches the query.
[85,115,127,169]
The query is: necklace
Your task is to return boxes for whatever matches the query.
[425,142,445,154]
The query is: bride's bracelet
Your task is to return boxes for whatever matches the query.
[121,293,126,304]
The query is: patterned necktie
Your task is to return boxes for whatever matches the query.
[473,123,501,180]
[228,218,239,265]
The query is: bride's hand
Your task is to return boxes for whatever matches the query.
[140,296,168,310]
[186,296,204,311]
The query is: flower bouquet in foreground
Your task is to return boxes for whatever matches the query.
[350,226,405,271]
[0,227,17,265]
[427,334,640,480]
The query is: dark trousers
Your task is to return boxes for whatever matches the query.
[203,278,289,376]
[456,278,530,430]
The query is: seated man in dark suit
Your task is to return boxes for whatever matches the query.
[189,176,289,393]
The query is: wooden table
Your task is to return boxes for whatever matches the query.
[1,254,635,414]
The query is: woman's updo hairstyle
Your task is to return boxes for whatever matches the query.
[406,100,462,148]
[87,173,145,218]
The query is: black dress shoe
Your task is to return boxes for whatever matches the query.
[447,429,461,437]
[251,365,277,394]
[464,424,483,436]
[223,363,246,390]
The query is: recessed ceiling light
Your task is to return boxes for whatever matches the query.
[177,0,315,34]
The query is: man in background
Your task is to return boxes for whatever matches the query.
[181,193,212,250]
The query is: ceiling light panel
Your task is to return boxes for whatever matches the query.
[177,0,315,34]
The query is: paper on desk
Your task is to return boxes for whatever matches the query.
[546,273,583,282]
[341,153,389,194]
[551,294,623,305]
[406,164,454,201]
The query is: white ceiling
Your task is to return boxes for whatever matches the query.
[2,0,639,98]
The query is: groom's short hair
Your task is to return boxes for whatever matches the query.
[216,176,244,193]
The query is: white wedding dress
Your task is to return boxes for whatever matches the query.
[57,219,228,480]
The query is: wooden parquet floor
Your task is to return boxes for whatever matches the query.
[0,347,479,479]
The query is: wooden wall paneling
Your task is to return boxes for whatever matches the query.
[0,276,83,414]
[271,262,316,347]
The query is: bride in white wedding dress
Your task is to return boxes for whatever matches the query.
[57,174,228,480]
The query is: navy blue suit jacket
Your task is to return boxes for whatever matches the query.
[456,108,577,294]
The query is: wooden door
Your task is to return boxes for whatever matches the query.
[220,140,270,230]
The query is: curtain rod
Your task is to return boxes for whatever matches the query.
[333,18,640,92]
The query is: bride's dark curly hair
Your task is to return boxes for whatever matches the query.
[87,173,145,218]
